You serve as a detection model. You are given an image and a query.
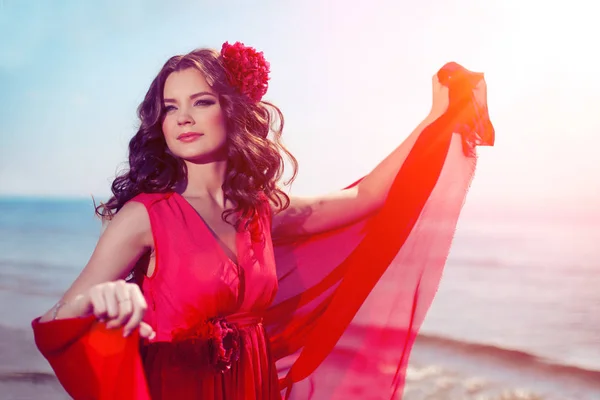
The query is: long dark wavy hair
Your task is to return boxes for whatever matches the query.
[95,48,298,228]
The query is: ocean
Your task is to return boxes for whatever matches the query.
[0,197,599,399]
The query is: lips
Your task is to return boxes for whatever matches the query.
[177,132,204,142]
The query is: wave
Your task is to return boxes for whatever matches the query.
[415,332,600,382]
[0,371,57,384]
[0,258,76,272]
[446,256,598,275]
[342,324,600,385]
[0,259,73,297]
[0,225,98,238]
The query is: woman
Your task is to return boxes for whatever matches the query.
[32,42,494,399]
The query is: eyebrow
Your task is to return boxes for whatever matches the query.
[163,91,216,103]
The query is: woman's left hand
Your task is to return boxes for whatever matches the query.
[429,73,450,120]
[428,72,488,120]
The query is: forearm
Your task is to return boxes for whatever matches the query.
[38,295,86,322]
[357,113,438,207]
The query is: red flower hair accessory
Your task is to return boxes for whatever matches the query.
[220,41,270,103]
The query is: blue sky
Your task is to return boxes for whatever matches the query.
[1,0,599,213]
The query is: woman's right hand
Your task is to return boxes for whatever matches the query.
[72,280,155,339]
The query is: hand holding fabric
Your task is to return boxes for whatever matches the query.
[429,73,450,119]
[72,279,155,339]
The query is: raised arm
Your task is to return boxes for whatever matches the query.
[38,201,155,338]
[271,117,432,238]
[272,75,454,239]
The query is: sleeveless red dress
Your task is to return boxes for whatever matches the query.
[31,62,494,399]
[133,192,281,399]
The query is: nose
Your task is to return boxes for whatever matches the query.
[176,109,195,126]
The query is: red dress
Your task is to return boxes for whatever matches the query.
[31,62,494,399]
[134,191,281,399]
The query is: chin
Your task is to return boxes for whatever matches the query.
[177,146,227,164]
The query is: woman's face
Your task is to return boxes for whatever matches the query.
[161,68,228,163]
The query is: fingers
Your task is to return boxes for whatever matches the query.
[89,285,109,321]
[102,282,119,321]
[122,284,148,337]
[87,280,151,338]
[105,280,133,329]
[429,73,450,119]
[139,322,156,340]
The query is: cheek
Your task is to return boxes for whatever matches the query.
[161,117,177,137]
[207,108,227,136]
[161,118,178,149]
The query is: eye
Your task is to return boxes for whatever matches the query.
[163,105,176,113]
[194,99,215,106]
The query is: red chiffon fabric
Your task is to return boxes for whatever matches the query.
[268,62,494,398]
[31,315,151,399]
[31,62,494,399]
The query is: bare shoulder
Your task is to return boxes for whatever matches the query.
[100,201,153,247]
[79,200,153,283]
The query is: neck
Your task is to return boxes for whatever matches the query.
[178,159,228,206]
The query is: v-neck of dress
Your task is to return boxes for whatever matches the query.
[173,192,241,267]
